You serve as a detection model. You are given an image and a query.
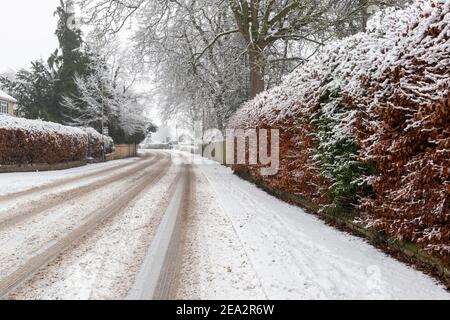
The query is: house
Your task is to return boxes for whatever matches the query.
[0,89,17,116]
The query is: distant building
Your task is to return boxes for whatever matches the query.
[0,89,17,116]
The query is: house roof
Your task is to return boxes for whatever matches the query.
[0,89,17,103]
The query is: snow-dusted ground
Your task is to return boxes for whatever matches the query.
[9,161,180,300]
[176,170,266,300]
[0,159,159,282]
[0,153,173,299]
[0,151,448,300]
[177,156,449,300]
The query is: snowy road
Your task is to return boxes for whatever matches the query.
[0,151,448,300]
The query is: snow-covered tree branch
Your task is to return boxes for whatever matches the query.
[62,54,149,142]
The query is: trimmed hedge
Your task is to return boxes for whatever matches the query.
[0,116,88,165]
[228,0,449,263]
[0,116,114,165]
[82,127,114,159]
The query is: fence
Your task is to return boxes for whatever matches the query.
[111,144,138,160]
[203,141,226,164]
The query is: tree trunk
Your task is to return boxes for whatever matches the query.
[360,0,370,32]
[249,46,266,98]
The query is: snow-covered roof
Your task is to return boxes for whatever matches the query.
[0,89,17,103]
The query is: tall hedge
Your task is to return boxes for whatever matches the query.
[357,0,450,257]
[0,116,114,165]
[228,0,449,261]
[81,127,114,159]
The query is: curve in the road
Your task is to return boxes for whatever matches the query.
[0,153,173,299]
[0,153,154,204]
[0,153,162,232]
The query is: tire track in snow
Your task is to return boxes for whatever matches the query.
[0,153,172,299]
[0,153,161,232]
[0,153,169,284]
[175,167,266,300]
[127,164,193,300]
[8,155,184,300]
[0,154,153,204]
[195,168,270,300]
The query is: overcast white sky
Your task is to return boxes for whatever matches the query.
[0,0,60,72]
[0,0,165,126]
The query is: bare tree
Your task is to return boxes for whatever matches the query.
[225,0,409,97]
[76,0,409,125]
[62,54,147,136]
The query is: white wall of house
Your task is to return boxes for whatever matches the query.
[0,90,17,116]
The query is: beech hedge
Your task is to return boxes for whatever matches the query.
[0,116,113,165]
[228,0,449,261]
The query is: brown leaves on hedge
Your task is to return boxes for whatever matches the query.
[357,3,450,261]
[0,127,88,165]
[229,0,450,263]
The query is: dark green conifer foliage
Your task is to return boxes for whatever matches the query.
[49,0,94,122]
[311,89,374,217]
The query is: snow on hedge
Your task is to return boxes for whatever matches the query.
[229,0,450,260]
[81,127,114,158]
[230,0,449,128]
[0,116,115,165]
[0,115,87,139]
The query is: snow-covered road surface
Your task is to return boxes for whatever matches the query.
[175,155,449,300]
[0,151,448,300]
[0,152,175,299]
